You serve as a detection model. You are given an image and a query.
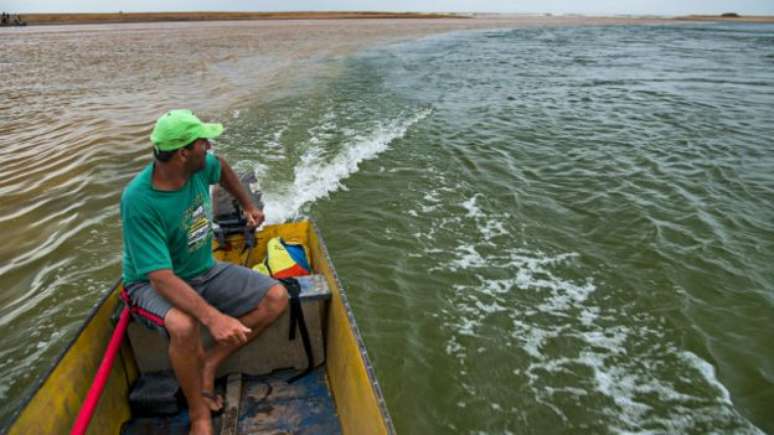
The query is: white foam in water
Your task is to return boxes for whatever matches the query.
[461,193,484,218]
[263,108,431,224]
[498,250,598,318]
[455,315,482,337]
[678,351,732,404]
[579,305,599,326]
[262,126,288,161]
[445,333,466,361]
[577,343,764,434]
[439,230,765,433]
[472,296,507,314]
[433,189,763,432]
[580,327,629,355]
[447,244,487,271]
[420,189,441,213]
[514,319,561,358]
[510,269,764,434]
[423,190,440,204]
[479,218,507,243]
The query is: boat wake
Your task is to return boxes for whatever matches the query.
[262,108,431,224]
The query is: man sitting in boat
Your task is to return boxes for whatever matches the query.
[120,109,288,435]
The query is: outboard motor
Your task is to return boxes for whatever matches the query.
[211,171,263,253]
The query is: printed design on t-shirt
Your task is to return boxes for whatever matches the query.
[184,193,213,252]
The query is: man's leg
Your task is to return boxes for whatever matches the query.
[165,308,212,435]
[201,283,288,401]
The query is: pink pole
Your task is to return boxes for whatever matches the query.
[70,306,131,435]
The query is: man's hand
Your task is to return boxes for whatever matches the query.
[218,157,265,228]
[244,206,264,228]
[148,270,251,344]
[205,313,252,344]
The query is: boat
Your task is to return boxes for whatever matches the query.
[2,219,395,434]
[0,13,26,26]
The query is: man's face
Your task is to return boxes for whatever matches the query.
[182,138,211,172]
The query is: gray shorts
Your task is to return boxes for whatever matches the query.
[125,262,279,335]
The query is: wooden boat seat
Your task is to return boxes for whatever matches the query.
[127,274,331,377]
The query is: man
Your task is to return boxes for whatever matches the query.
[120,109,287,435]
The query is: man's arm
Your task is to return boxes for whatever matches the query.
[217,156,264,227]
[148,269,250,344]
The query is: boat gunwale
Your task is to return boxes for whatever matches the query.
[311,219,396,435]
[1,278,122,432]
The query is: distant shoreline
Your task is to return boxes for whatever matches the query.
[8,11,466,26]
[6,11,774,28]
[674,15,774,23]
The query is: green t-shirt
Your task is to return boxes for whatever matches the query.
[121,153,222,284]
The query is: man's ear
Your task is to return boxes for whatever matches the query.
[177,147,190,162]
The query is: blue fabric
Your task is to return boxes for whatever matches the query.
[283,241,311,272]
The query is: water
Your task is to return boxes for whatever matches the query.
[2,22,774,433]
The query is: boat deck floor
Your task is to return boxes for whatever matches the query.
[122,368,342,435]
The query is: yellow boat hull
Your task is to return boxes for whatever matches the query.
[4,220,394,435]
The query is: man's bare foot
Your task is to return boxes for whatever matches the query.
[189,417,213,435]
[201,361,223,412]
[201,390,223,413]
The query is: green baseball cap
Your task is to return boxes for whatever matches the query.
[150,109,224,152]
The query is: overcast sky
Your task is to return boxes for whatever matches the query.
[5,0,774,16]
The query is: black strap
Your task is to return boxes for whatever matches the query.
[213,226,227,251]
[280,278,314,383]
[241,227,256,266]
[243,226,256,250]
